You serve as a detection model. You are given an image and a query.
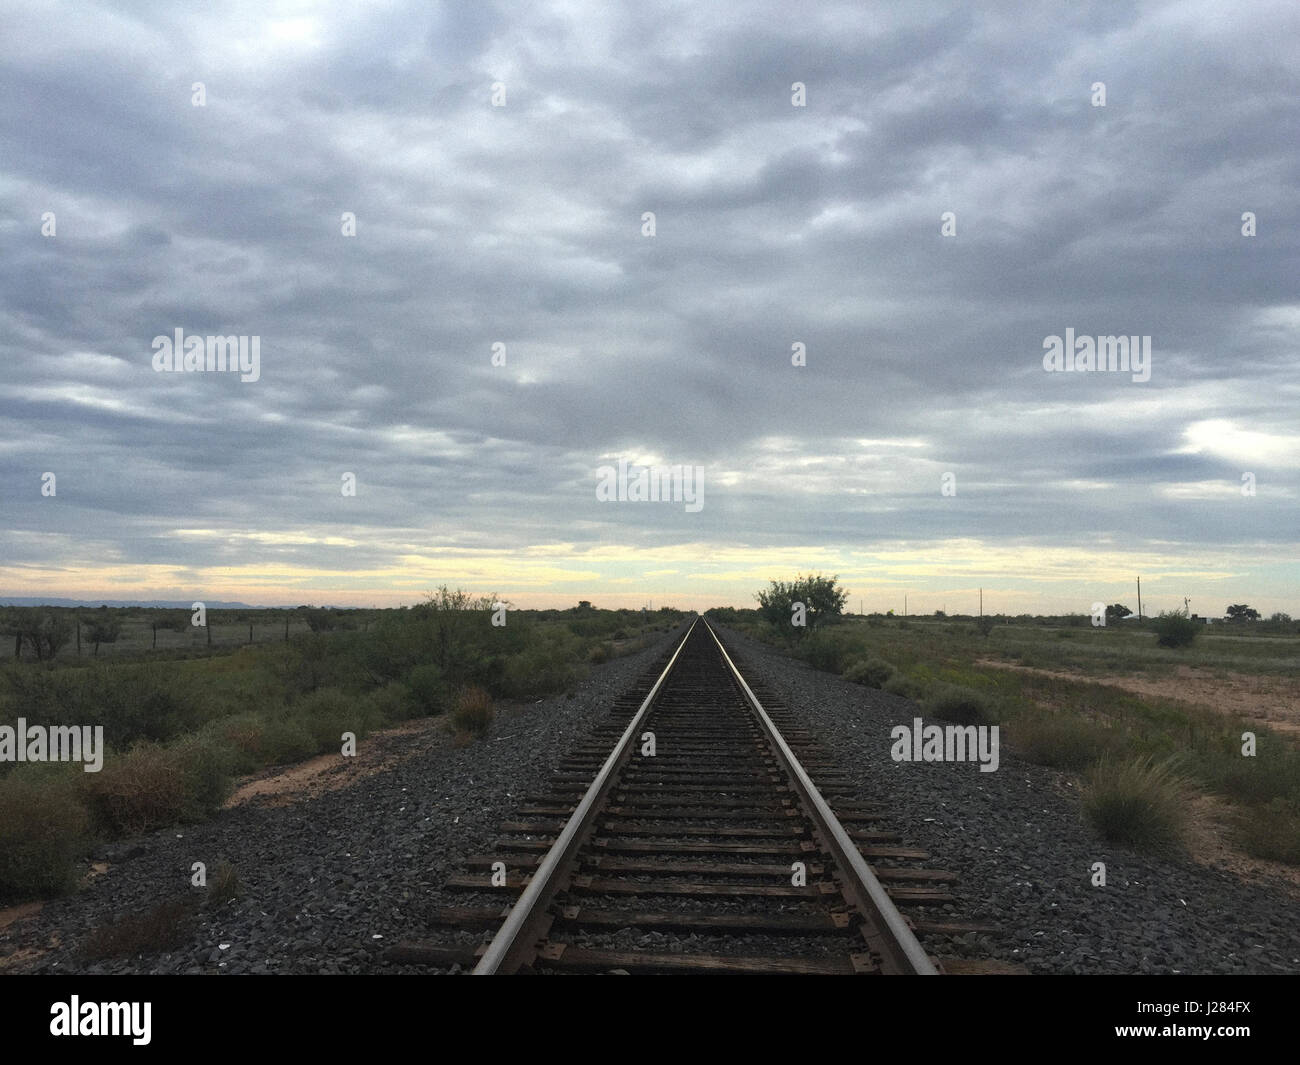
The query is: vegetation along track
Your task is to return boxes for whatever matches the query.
[390,616,1018,974]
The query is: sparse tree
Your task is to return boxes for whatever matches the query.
[1105,603,1132,622]
[1225,604,1260,622]
[755,574,848,640]
[18,610,73,661]
[83,611,122,657]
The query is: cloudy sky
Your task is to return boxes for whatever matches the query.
[1,0,1297,614]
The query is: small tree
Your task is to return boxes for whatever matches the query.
[755,574,847,640]
[17,610,74,661]
[1105,603,1132,623]
[1225,604,1260,622]
[83,613,123,657]
[976,615,995,638]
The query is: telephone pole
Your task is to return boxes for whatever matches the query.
[1136,577,1142,620]
[979,588,983,617]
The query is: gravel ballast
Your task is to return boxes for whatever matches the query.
[711,622,1300,975]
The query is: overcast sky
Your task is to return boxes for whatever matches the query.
[1,0,1297,614]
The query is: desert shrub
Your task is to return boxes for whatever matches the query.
[924,683,993,725]
[1208,750,1300,805]
[81,735,230,838]
[588,642,613,664]
[81,742,187,836]
[215,712,267,773]
[1082,755,1189,847]
[1235,799,1300,865]
[291,687,370,751]
[1008,711,1112,769]
[81,898,197,960]
[797,630,855,674]
[406,663,449,715]
[882,674,926,701]
[498,646,581,699]
[1153,611,1199,649]
[366,680,416,722]
[0,766,89,899]
[451,686,494,739]
[253,716,317,765]
[842,657,896,688]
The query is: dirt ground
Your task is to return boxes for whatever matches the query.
[980,660,1300,738]
[223,717,448,808]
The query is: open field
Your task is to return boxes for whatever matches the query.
[713,609,1300,871]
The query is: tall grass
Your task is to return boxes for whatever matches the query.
[1082,756,1190,847]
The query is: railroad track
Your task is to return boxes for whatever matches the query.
[389,615,1016,974]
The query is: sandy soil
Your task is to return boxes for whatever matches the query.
[980,660,1300,738]
[223,717,447,808]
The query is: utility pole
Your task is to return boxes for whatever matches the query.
[904,594,907,617]
[1136,577,1142,620]
[979,588,983,617]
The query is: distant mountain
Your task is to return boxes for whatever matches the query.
[0,597,262,609]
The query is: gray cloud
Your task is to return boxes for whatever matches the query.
[1,0,1296,609]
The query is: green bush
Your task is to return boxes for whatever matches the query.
[214,712,268,773]
[0,767,89,899]
[797,630,854,674]
[366,680,416,722]
[255,717,317,765]
[498,646,581,699]
[406,663,449,715]
[173,734,233,819]
[1082,755,1189,847]
[291,687,370,751]
[924,683,993,725]
[843,657,896,688]
[1153,611,1200,649]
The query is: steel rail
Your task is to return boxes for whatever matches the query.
[701,616,939,975]
[472,615,701,974]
